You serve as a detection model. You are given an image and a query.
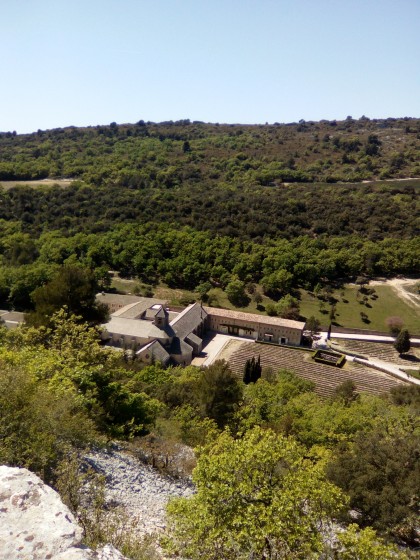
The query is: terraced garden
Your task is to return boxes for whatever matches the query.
[227,342,406,398]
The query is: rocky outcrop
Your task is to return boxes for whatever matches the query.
[84,446,194,535]
[0,465,127,560]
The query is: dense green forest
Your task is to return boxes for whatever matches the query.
[0,117,419,315]
[0,117,419,239]
[0,221,418,315]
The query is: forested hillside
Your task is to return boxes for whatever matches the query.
[1,117,419,239]
[1,117,420,185]
[0,117,419,315]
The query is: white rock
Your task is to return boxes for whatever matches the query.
[0,465,127,560]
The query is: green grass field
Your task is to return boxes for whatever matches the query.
[299,284,419,333]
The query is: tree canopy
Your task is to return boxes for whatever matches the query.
[166,426,346,559]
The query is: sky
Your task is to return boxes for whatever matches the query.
[1,0,419,133]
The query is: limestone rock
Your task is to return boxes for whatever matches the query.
[83,446,194,535]
[0,465,126,560]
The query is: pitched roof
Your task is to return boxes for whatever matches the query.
[204,306,305,330]
[113,298,167,319]
[186,332,202,347]
[154,305,168,319]
[170,302,207,339]
[169,337,193,357]
[136,340,170,364]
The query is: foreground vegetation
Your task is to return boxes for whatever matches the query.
[0,312,418,557]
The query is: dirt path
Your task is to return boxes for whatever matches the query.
[368,278,420,310]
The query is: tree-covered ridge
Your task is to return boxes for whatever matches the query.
[0,117,419,242]
[1,117,420,184]
[0,221,418,312]
[0,179,418,240]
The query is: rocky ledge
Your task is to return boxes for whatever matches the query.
[0,465,127,560]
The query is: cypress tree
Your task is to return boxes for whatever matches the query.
[243,358,252,384]
[394,329,411,355]
[251,355,262,383]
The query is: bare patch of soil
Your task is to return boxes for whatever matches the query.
[0,178,75,189]
[368,278,420,310]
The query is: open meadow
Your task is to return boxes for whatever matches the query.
[299,281,419,333]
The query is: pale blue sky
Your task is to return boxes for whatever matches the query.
[1,0,419,133]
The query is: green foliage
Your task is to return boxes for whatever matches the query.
[195,361,243,428]
[0,221,418,315]
[276,293,300,319]
[243,355,261,384]
[0,361,99,481]
[0,118,418,553]
[0,312,162,437]
[235,371,315,432]
[327,412,420,541]
[394,329,411,355]
[27,265,107,326]
[306,315,321,335]
[279,392,393,448]
[165,426,346,559]
[390,385,420,412]
[225,277,249,307]
[332,380,359,405]
[158,361,242,429]
[261,269,294,298]
[174,405,219,447]
[332,524,409,560]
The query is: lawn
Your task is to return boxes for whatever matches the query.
[299,284,419,333]
[110,277,139,294]
[111,276,198,306]
[206,288,272,315]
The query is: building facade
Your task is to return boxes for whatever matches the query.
[98,294,305,366]
[204,307,304,346]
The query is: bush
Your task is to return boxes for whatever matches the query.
[0,362,99,482]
